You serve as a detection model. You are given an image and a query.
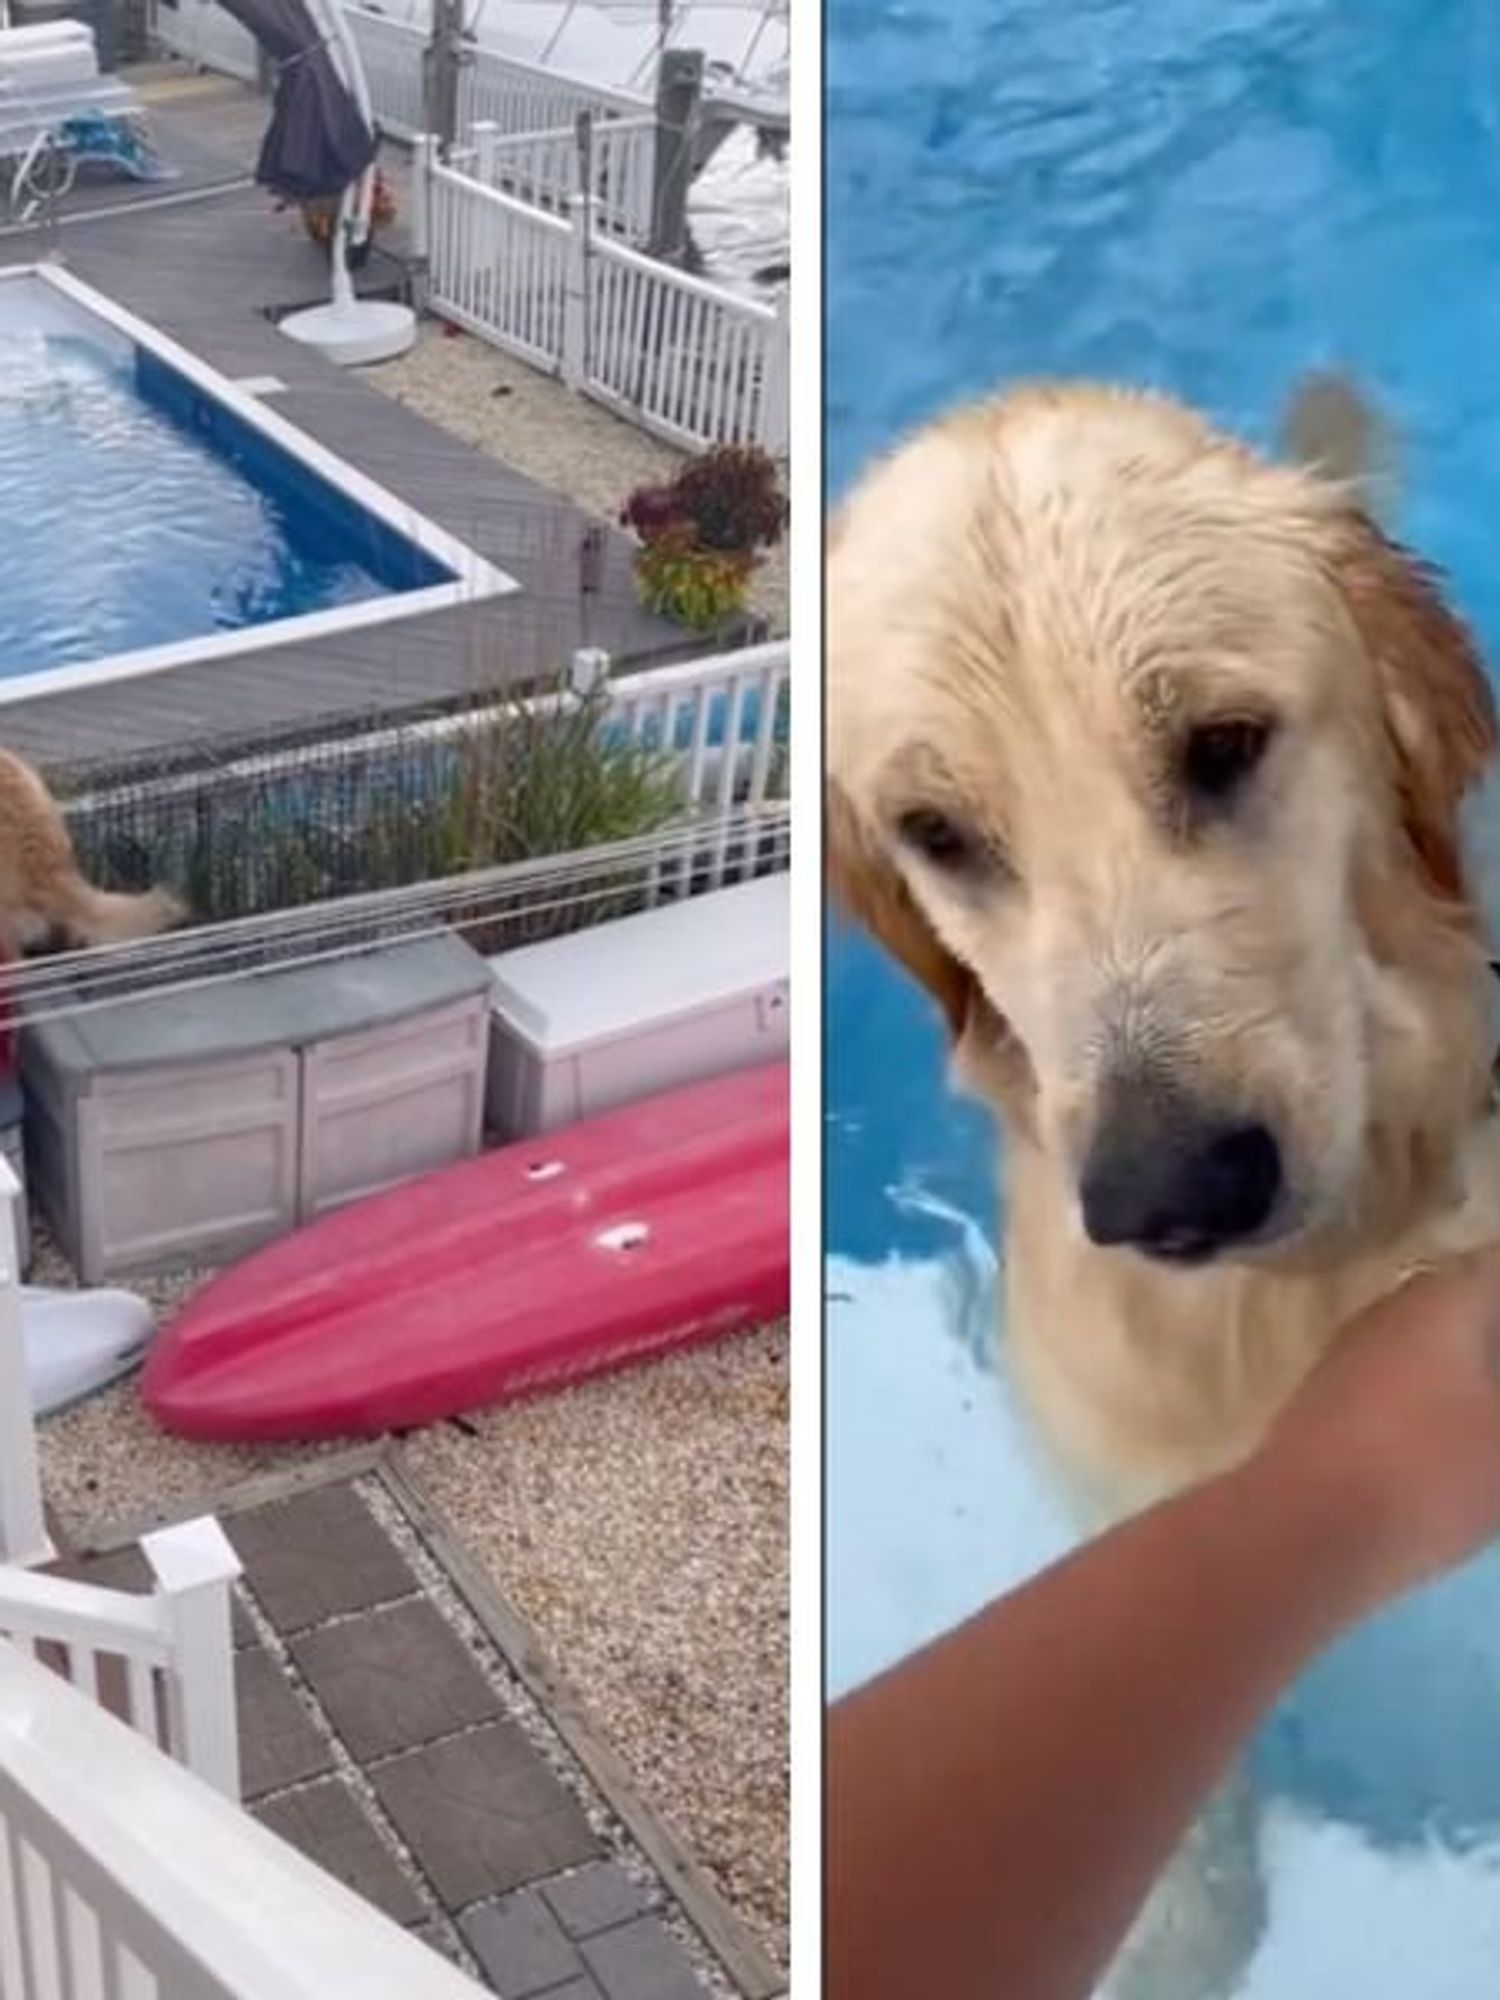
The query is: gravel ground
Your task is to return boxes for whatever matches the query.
[371,324,790,636]
[402,1324,789,1960]
[33,1230,789,1968]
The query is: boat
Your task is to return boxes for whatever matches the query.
[142,1061,788,1441]
[24,1287,154,1417]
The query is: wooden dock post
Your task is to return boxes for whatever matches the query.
[423,0,465,156]
[649,46,703,264]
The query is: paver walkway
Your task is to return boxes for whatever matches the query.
[51,1464,780,2000]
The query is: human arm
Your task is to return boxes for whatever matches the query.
[826,1250,1500,2000]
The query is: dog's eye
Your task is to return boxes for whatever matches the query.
[1181,720,1272,802]
[896,806,979,870]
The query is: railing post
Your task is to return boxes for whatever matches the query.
[760,291,790,458]
[562,192,593,388]
[411,131,436,266]
[423,0,463,154]
[570,647,612,698]
[649,46,702,262]
[143,1517,242,1802]
[0,1157,50,1569]
[472,117,499,186]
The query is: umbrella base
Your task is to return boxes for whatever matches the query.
[278,298,416,367]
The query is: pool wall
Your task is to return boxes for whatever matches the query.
[0,264,516,702]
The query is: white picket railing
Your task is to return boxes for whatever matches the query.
[587,230,788,450]
[459,36,648,137]
[423,155,572,371]
[463,114,655,243]
[418,149,789,453]
[582,640,789,894]
[0,1640,487,1999]
[603,640,788,808]
[0,1516,242,1801]
[339,6,647,142]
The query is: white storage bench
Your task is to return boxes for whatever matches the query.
[484,873,789,1138]
[23,934,492,1282]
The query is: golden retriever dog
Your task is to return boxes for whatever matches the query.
[827,378,1500,1525]
[0,748,183,957]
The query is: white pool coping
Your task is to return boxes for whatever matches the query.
[0,263,518,707]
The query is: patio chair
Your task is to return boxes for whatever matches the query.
[0,19,167,218]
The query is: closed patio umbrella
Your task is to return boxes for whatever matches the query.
[210,0,414,364]
[214,0,375,202]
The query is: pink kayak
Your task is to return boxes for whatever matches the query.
[142,1062,789,1441]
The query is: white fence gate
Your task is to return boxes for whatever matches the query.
[418,149,788,453]
[463,115,655,243]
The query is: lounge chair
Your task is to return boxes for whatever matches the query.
[0,20,166,214]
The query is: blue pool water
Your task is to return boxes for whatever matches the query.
[0,279,449,681]
[828,0,1500,1987]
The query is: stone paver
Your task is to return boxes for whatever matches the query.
[371,1722,599,1909]
[459,1889,584,1996]
[289,1598,503,1763]
[579,1915,709,2000]
[226,1485,415,1634]
[540,1863,653,1940]
[252,1776,427,1928]
[236,1646,336,1801]
[72,1477,744,1998]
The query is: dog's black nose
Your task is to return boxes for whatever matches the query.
[1081,1120,1282,1263]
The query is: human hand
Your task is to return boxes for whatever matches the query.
[1256,1247,1500,1614]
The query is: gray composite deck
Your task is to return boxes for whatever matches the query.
[0,71,692,775]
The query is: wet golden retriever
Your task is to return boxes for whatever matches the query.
[0,749,182,957]
[828,380,1500,1522]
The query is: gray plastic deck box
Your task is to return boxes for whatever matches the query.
[484,874,789,1139]
[22,934,492,1282]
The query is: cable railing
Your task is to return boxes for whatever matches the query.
[0,801,789,1035]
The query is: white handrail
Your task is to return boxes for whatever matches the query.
[0,1569,165,1656]
[0,1641,486,1997]
[0,1516,242,1798]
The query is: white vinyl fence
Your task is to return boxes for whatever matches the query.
[0,1517,241,1800]
[0,1640,487,1999]
[340,6,647,143]
[597,641,789,893]
[418,147,788,453]
[460,36,647,136]
[462,114,655,243]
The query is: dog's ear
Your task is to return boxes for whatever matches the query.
[1332,513,1498,901]
[826,779,973,1035]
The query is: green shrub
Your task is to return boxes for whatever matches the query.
[68,679,688,941]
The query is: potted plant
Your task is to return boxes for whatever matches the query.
[296,169,397,270]
[621,445,788,633]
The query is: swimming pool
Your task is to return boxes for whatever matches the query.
[827,0,1500,1989]
[0,266,513,700]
